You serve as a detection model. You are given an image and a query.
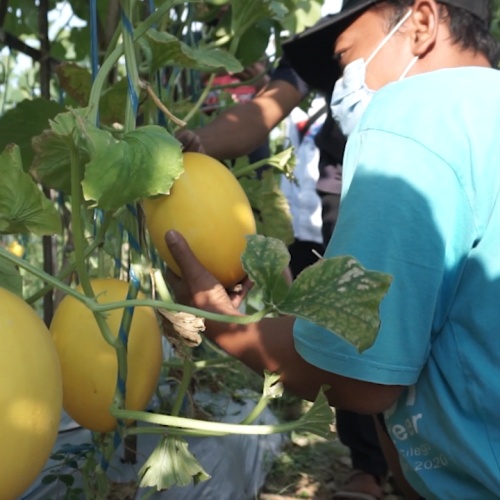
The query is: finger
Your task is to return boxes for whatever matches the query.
[227,277,254,309]
[165,230,218,291]
[165,268,190,305]
[175,129,205,153]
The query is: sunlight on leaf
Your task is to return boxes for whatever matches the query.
[295,387,335,439]
[279,257,393,352]
[241,235,392,352]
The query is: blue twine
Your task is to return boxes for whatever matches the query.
[100,272,140,471]
[120,8,140,115]
[89,0,100,126]
[125,204,142,253]
[89,0,99,81]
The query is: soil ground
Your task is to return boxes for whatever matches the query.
[259,405,404,500]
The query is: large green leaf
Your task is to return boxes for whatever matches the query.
[242,235,392,352]
[82,125,184,210]
[279,256,393,352]
[32,108,184,209]
[143,29,243,74]
[0,145,62,235]
[0,98,66,170]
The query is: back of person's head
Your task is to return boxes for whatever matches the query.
[384,0,499,66]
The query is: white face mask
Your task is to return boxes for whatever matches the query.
[330,9,418,136]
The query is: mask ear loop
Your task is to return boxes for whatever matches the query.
[399,55,419,79]
[365,9,414,66]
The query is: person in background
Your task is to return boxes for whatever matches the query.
[177,13,390,500]
[171,0,500,498]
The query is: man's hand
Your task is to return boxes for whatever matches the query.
[165,230,251,314]
[175,129,206,153]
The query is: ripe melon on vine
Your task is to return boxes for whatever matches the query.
[142,152,256,288]
[0,287,63,500]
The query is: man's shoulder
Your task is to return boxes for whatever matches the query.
[359,67,500,151]
[367,67,500,123]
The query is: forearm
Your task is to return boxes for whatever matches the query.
[195,80,304,160]
[164,230,403,415]
[205,315,404,414]
[193,101,273,159]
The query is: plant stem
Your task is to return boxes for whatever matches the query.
[1,246,271,326]
[93,299,268,324]
[88,0,185,125]
[120,0,140,133]
[140,80,186,127]
[25,211,113,305]
[114,407,298,436]
[170,359,194,417]
[112,277,140,413]
[180,73,216,129]
[239,396,270,425]
[68,140,115,346]
[232,157,272,178]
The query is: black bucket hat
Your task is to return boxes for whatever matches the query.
[282,0,491,94]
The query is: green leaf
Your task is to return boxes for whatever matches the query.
[31,108,95,193]
[55,64,141,125]
[58,474,75,487]
[239,170,294,246]
[0,98,65,170]
[279,256,393,352]
[31,130,73,193]
[41,474,58,485]
[0,145,62,235]
[241,235,392,352]
[230,0,288,43]
[82,125,184,210]
[264,147,297,179]
[139,436,210,490]
[295,386,335,439]
[55,63,92,107]
[281,0,323,35]
[99,79,135,126]
[234,20,273,67]
[241,234,291,305]
[0,256,23,298]
[143,29,243,74]
[263,370,284,399]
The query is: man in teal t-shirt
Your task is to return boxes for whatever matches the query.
[294,65,500,498]
[165,0,500,498]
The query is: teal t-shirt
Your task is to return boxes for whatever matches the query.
[293,67,500,498]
